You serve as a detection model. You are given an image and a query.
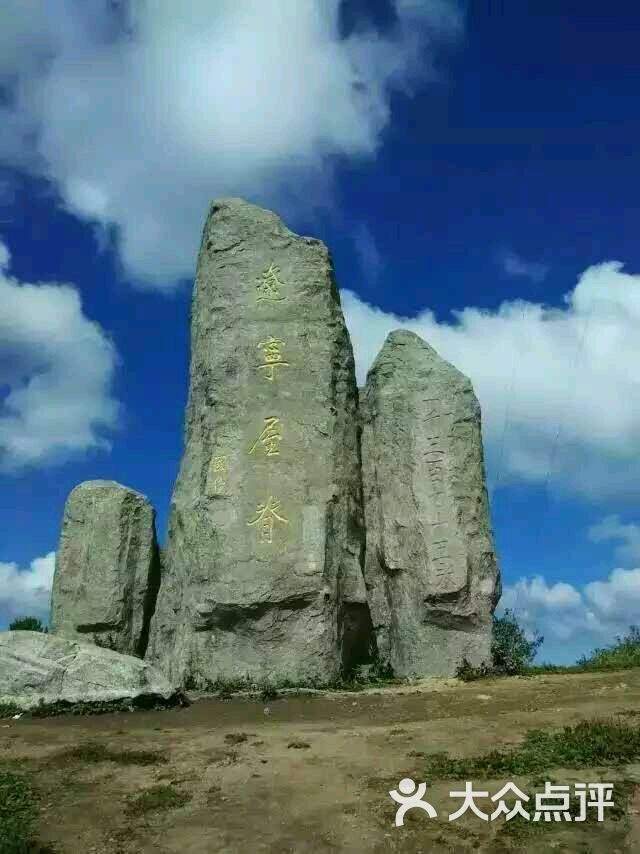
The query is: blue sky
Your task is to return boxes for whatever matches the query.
[1,0,640,664]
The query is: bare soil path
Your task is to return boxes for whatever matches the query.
[3,669,640,853]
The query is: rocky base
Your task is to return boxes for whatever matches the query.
[0,631,178,712]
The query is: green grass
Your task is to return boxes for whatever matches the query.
[223,732,249,745]
[458,622,640,681]
[0,769,56,854]
[493,786,626,849]
[576,626,640,671]
[124,785,191,817]
[0,693,188,720]
[423,719,640,780]
[491,778,636,851]
[186,664,403,698]
[457,657,639,681]
[527,626,640,676]
[32,694,188,717]
[0,703,21,720]
[48,741,167,767]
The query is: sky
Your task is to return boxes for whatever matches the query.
[1,0,640,664]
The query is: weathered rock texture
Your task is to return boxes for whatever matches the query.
[147,198,369,687]
[50,481,161,658]
[361,330,501,676]
[0,631,175,711]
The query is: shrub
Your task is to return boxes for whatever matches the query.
[577,625,640,671]
[9,616,46,633]
[456,609,543,680]
[491,608,543,675]
[0,702,21,719]
[455,658,493,682]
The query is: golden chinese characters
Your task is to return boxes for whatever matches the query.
[257,337,289,381]
[208,454,229,493]
[256,263,286,302]
[247,495,289,544]
[249,416,282,457]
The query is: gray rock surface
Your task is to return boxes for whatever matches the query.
[147,198,369,687]
[0,631,175,711]
[50,481,161,657]
[360,330,501,676]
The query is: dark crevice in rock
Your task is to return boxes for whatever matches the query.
[137,537,162,659]
[76,622,120,634]
[194,594,318,632]
[340,602,375,677]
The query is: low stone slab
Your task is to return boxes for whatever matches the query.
[0,631,176,711]
[50,480,161,657]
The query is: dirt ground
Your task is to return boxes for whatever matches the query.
[3,669,640,853]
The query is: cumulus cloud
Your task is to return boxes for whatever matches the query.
[0,551,55,628]
[0,0,462,287]
[501,568,640,662]
[0,241,119,469]
[342,260,640,498]
[498,249,548,284]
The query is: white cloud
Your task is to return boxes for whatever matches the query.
[588,516,640,566]
[0,240,119,469]
[0,0,462,288]
[501,568,640,662]
[0,551,55,628]
[342,260,640,498]
[499,249,548,284]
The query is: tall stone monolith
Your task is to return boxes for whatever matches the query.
[360,330,501,677]
[50,480,161,658]
[146,198,370,687]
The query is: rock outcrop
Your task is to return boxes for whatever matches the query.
[146,198,369,687]
[50,481,161,658]
[360,330,501,676]
[0,631,175,711]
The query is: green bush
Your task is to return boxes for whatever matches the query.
[455,658,493,682]
[577,625,640,671]
[458,617,640,681]
[457,609,543,680]
[9,617,46,633]
[492,608,543,674]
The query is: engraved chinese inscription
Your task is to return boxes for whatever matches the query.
[207,454,229,494]
[257,336,289,381]
[249,416,282,457]
[247,495,289,544]
[256,263,286,302]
